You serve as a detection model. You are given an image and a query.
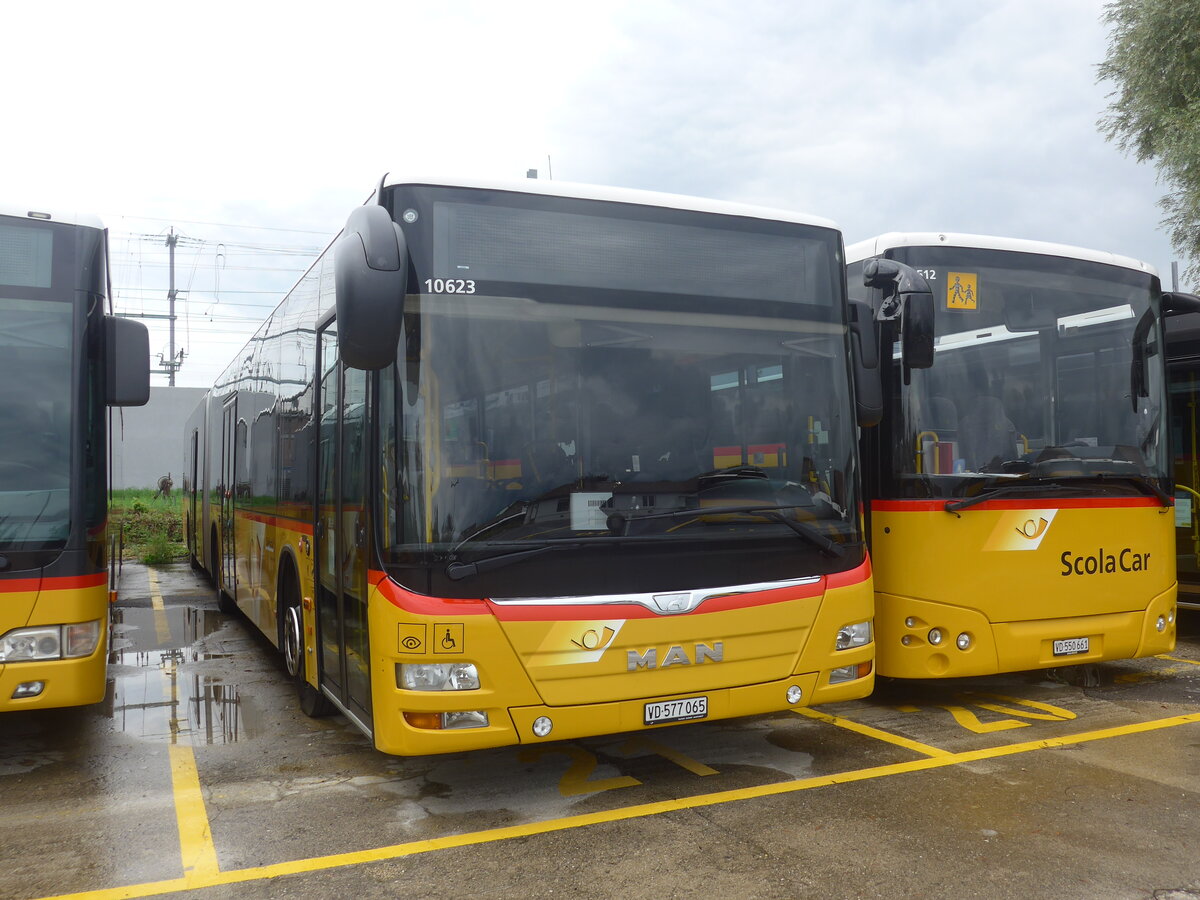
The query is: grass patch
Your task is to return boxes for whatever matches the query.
[109,488,187,566]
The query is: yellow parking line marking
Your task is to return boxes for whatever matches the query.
[43,710,1199,900]
[1158,654,1200,667]
[168,741,220,880]
[147,569,171,645]
[793,706,952,758]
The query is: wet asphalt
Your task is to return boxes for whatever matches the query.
[2,561,1199,900]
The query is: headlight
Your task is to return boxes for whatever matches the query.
[398,662,480,691]
[836,620,872,650]
[0,621,102,663]
[0,627,62,662]
[64,621,102,658]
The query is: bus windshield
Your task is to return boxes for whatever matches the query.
[0,221,74,551]
[881,246,1166,500]
[378,187,860,598]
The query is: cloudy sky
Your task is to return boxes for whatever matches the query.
[3,0,1176,387]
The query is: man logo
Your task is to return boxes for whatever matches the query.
[1016,517,1050,540]
[571,626,616,652]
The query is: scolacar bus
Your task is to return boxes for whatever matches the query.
[184,175,879,755]
[847,232,1200,679]
[0,205,149,711]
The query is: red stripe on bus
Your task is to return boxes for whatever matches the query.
[369,558,869,622]
[0,572,107,592]
[234,509,314,535]
[871,497,1165,512]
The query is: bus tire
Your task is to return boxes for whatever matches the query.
[281,564,335,718]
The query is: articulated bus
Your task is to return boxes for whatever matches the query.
[847,232,1200,680]
[1166,312,1200,610]
[0,205,149,711]
[185,176,878,755]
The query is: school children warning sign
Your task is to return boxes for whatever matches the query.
[946,272,978,310]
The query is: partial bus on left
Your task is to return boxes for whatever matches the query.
[0,206,149,711]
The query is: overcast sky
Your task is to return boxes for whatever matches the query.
[3,0,1176,388]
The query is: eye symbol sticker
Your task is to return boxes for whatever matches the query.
[398,624,427,653]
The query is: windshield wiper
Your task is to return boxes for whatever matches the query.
[608,503,845,557]
[446,545,556,581]
[944,481,1072,515]
[1078,473,1172,507]
[944,473,1171,515]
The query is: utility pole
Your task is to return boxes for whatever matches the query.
[166,229,178,386]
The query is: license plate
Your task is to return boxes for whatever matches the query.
[644,696,708,726]
[1053,637,1090,656]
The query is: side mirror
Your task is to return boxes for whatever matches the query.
[105,315,150,407]
[902,291,935,373]
[334,205,408,370]
[863,258,935,383]
[1163,291,1200,315]
[848,300,882,427]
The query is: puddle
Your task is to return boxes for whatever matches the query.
[103,606,257,744]
[109,606,227,661]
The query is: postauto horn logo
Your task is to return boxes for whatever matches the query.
[983,510,1058,552]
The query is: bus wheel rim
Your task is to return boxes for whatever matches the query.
[284,606,302,679]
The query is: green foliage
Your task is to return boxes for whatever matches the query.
[109,488,187,566]
[1099,0,1200,286]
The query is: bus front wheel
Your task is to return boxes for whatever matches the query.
[282,577,334,718]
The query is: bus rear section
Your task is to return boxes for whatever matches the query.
[0,207,149,711]
[199,177,878,754]
[849,232,1178,679]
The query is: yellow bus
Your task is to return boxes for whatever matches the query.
[0,205,149,711]
[185,176,878,755]
[847,232,1199,679]
[1166,311,1200,610]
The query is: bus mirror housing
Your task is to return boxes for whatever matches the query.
[1163,291,1200,315]
[863,258,934,382]
[104,315,150,407]
[848,300,882,427]
[1133,292,1200,410]
[334,205,408,371]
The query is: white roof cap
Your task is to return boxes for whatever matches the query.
[378,173,839,231]
[845,231,1157,278]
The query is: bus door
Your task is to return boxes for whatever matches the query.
[315,322,373,726]
[220,397,237,593]
[187,428,199,558]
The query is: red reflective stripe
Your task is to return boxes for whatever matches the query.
[0,572,107,592]
[235,510,314,535]
[824,554,871,590]
[871,497,1164,513]
[369,559,867,622]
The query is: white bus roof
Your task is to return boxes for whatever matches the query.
[845,231,1158,278]
[0,203,104,230]
[379,174,839,231]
